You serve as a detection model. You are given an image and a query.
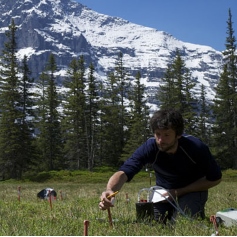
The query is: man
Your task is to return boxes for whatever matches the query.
[99,109,222,223]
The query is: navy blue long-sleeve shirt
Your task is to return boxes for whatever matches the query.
[119,135,222,189]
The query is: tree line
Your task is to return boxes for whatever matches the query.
[0,9,236,179]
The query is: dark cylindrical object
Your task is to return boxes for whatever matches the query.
[136,202,154,222]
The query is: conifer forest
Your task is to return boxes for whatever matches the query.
[0,9,237,179]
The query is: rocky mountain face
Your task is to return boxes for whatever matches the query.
[0,0,224,110]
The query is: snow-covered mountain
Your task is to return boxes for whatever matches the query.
[0,0,223,110]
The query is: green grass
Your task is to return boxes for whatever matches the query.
[0,170,237,235]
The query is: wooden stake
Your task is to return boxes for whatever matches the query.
[107,208,113,227]
[105,191,119,228]
[84,220,89,236]
[126,193,129,203]
[17,186,21,202]
[49,190,53,210]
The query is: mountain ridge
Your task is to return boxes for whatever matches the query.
[0,0,224,110]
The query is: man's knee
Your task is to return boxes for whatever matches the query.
[177,191,208,219]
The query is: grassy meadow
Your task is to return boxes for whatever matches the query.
[0,169,237,236]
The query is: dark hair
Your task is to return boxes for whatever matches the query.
[150,109,184,136]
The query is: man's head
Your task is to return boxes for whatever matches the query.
[150,109,184,136]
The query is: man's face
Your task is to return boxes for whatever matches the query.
[154,128,180,154]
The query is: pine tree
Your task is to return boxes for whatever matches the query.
[62,56,86,169]
[196,84,211,144]
[114,52,131,150]
[158,65,176,108]
[158,50,197,133]
[85,62,99,170]
[96,80,109,166]
[0,19,25,179]
[98,52,131,167]
[17,55,38,174]
[182,68,197,134]
[212,65,233,168]
[212,9,237,168]
[99,71,122,166]
[120,71,150,161]
[36,53,64,171]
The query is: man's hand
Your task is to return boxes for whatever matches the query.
[99,190,115,210]
[166,189,178,201]
[160,189,178,203]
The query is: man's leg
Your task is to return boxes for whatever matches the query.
[174,191,208,219]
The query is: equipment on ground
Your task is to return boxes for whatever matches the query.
[37,187,57,200]
[136,186,168,222]
[215,208,237,227]
[135,186,237,235]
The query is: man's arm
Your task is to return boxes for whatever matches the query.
[168,176,222,199]
[106,170,128,192]
[99,171,128,210]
